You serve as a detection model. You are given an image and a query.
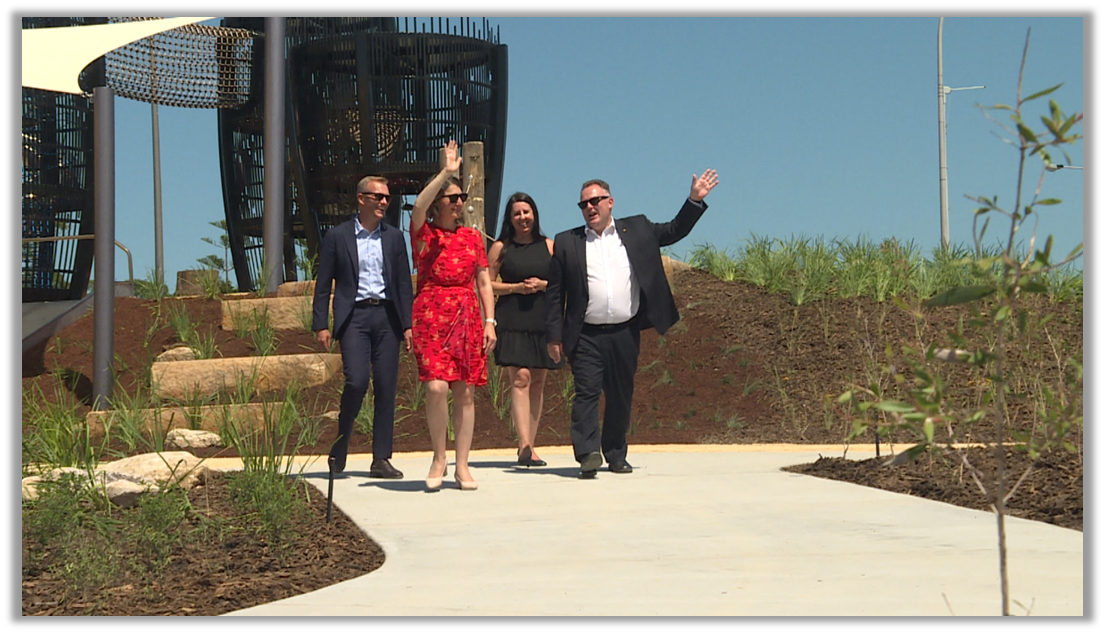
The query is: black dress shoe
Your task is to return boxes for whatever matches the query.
[517,446,547,468]
[369,458,404,479]
[579,451,602,479]
[328,453,347,474]
[608,460,633,474]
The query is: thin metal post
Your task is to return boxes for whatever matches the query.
[937,18,983,251]
[152,103,164,287]
[263,17,286,295]
[92,85,115,410]
[938,18,950,249]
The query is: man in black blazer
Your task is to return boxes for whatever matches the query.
[546,170,719,478]
[313,175,414,477]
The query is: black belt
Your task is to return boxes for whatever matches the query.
[582,316,636,332]
[355,297,389,307]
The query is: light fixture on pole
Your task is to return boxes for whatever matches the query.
[1045,164,1083,172]
[938,17,984,249]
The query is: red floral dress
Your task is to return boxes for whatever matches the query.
[411,221,489,386]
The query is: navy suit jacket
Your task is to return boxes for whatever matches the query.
[312,217,414,340]
[545,198,707,358]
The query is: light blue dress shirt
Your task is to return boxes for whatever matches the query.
[354,218,387,302]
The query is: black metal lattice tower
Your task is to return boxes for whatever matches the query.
[21,16,507,298]
[21,17,106,302]
[219,17,509,291]
[21,16,258,301]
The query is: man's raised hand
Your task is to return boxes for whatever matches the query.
[690,169,719,202]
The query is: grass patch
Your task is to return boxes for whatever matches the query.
[687,236,1082,305]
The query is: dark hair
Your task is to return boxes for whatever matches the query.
[425,176,464,223]
[496,192,545,250]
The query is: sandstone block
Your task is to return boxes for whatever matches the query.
[166,428,223,450]
[176,269,219,296]
[149,353,342,401]
[104,479,149,508]
[157,345,198,362]
[222,296,318,331]
[98,451,209,490]
[86,402,287,436]
[21,477,39,501]
[22,467,158,502]
[277,280,319,296]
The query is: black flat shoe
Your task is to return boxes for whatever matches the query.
[579,451,602,479]
[608,460,633,474]
[517,446,547,468]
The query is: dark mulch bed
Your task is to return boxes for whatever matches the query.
[784,445,1082,531]
[22,471,384,616]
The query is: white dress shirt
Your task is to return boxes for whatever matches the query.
[584,219,639,325]
[354,217,387,302]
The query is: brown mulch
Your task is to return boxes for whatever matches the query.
[22,471,383,616]
[783,445,1083,531]
[21,268,1083,615]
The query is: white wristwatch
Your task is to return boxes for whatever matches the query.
[486,318,497,326]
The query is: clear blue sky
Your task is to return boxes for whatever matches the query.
[93,12,1085,292]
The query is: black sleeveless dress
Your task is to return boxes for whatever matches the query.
[494,239,564,369]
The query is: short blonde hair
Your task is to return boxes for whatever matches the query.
[357,175,389,194]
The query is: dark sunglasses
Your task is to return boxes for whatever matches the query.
[577,195,610,210]
[440,192,469,204]
[359,191,391,203]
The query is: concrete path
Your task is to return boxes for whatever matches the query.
[212,445,1083,616]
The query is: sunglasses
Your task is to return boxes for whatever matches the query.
[440,192,469,204]
[577,195,610,210]
[359,192,390,203]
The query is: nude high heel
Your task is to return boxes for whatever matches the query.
[425,464,448,491]
[454,472,478,491]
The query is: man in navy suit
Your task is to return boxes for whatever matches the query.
[546,170,719,478]
[313,175,414,477]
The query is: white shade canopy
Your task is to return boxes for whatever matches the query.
[22,17,214,94]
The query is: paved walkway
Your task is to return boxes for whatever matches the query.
[208,445,1083,616]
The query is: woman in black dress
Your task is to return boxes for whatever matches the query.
[487,192,562,467]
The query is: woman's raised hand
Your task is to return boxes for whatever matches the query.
[443,140,462,175]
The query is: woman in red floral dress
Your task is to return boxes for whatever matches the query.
[410,140,497,492]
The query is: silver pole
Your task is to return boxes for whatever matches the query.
[93,85,116,410]
[938,17,950,249]
[937,18,983,251]
[263,17,286,294]
[152,103,164,288]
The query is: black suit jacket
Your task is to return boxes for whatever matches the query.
[312,217,414,339]
[545,198,707,358]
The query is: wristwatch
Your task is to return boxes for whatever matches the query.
[486,318,497,326]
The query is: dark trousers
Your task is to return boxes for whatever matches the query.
[568,321,640,464]
[333,303,401,461]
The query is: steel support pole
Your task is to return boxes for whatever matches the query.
[152,103,164,287]
[263,17,286,295]
[92,85,115,410]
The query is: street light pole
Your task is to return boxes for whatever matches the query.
[938,18,949,248]
[938,17,984,249]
